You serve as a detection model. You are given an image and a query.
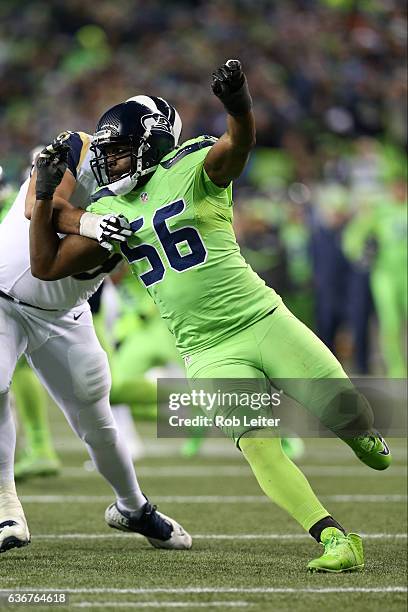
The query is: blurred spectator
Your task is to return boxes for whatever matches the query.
[0,0,406,375]
[343,181,407,377]
[0,0,406,178]
[310,185,373,374]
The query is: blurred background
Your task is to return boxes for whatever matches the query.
[0,0,406,376]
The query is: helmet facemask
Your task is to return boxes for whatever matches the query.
[91,132,150,188]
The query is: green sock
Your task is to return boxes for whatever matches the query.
[240,432,329,531]
[12,361,55,457]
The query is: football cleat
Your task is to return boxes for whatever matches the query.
[307,527,364,573]
[0,495,30,553]
[14,453,60,482]
[345,431,392,470]
[105,501,192,550]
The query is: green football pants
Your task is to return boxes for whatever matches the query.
[185,303,371,443]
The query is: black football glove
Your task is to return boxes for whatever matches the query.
[35,139,70,201]
[211,59,252,116]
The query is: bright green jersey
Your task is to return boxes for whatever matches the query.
[88,136,280,356]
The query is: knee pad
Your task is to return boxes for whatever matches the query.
[68,345,111,404]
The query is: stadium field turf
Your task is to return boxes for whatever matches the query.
[1,410,406,612]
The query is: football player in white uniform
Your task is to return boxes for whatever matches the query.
[0,97,191,553]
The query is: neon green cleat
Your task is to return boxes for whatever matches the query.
[14,453,61,481]
[308,527,364,573]
[345,431,391,470]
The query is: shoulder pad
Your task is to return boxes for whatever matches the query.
[62,132,92,178]
[160,136,217,170]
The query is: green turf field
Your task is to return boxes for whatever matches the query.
[1,408,406,612]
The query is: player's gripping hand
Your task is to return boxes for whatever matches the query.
[95,214,132,251]
[211,59,252,116]
[35,140,70,201]
[79,212,132,251]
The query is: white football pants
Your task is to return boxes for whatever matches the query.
[0,297,144,511]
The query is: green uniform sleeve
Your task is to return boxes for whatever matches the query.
[195,165,233,209]
[191,138,233,208]
[162,136,233,209]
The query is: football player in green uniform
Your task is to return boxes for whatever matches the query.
[343,183,407,377]
[29,61,392,572]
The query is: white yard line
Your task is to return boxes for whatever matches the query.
[32,532,407,541]
[20,494,407,504]
[0,587,406,595]
[326,494,407,502]
[61,465,407,478]
[73,603,250,609]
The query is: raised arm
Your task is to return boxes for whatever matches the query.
[204,60,256,188]
[25,165,83,234]
[26,133,131,247]
[29,142,125,280]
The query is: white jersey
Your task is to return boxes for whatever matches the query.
[0,131,121,311]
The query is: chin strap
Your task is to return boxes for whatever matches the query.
[105,171,141,196]
[104,164,157,196]
[134,125,154,179]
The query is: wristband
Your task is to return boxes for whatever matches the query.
[79,212,104,240]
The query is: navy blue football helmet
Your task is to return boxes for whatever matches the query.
[90,96,182,188]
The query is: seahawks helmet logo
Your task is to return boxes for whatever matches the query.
[141,113,172,134]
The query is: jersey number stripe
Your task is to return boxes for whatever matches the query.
[120,199,207,287]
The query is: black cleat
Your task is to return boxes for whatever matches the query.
[105,501,192,549]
